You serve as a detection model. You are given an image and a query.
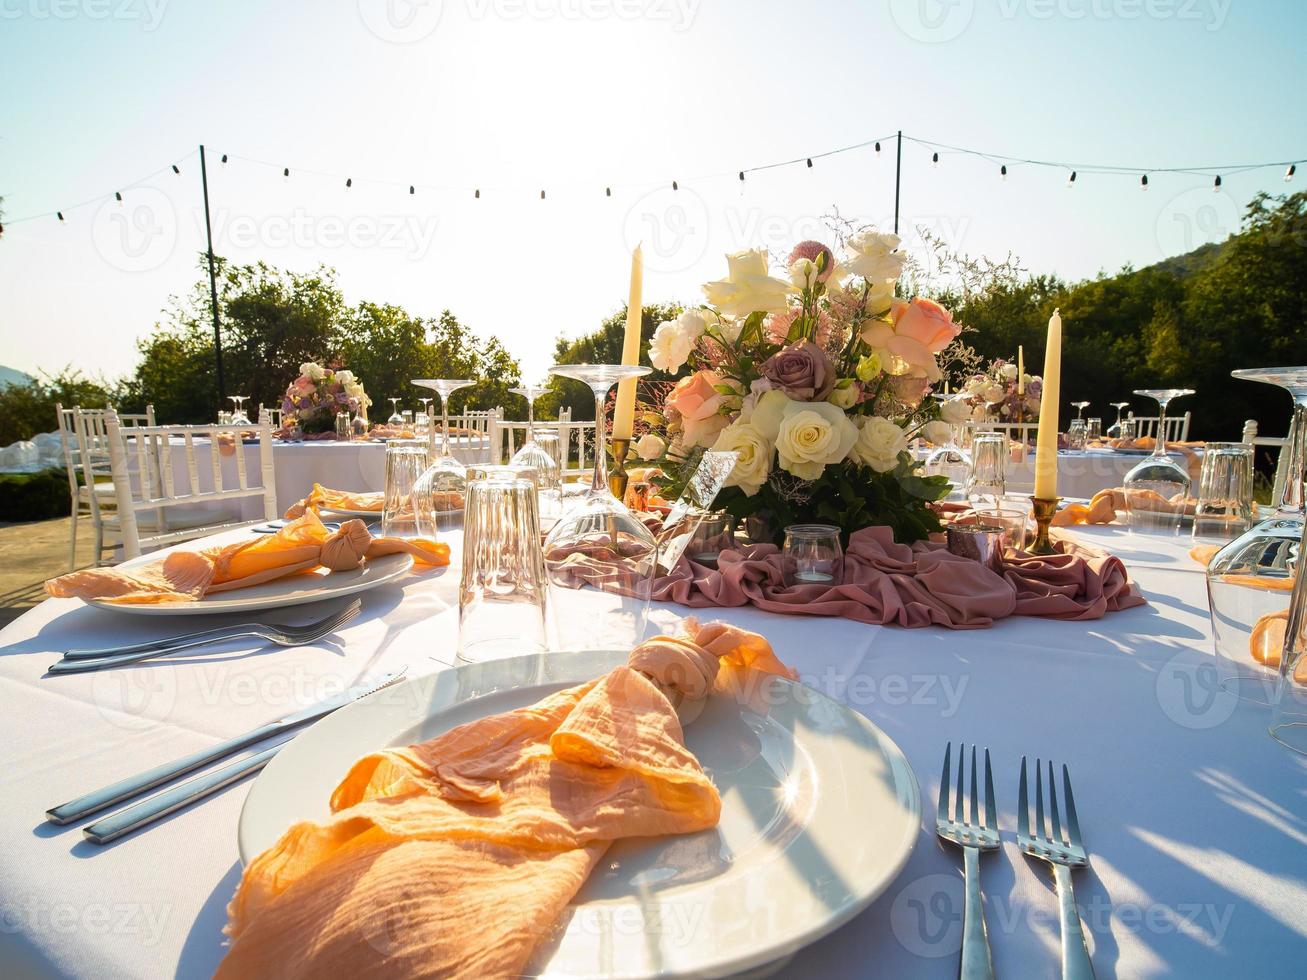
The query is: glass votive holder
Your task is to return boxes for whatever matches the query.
[969,502,1030,552]
[782,524,844,586]
[945,522,1006,574]
[687,510,736,569]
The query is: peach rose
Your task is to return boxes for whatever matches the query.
[860,297,961,381]
[666,370,732,449]
[892,297,961,353]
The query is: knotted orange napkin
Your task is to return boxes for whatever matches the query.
[44,511,448,605]
[217,620,793,979]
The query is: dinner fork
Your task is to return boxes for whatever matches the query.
[48,600,362,675]
[1018,756,1095,980]
[936,743,998,980]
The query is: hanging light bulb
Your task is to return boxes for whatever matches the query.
[1285,164,1296,182]
[171,164,181,175]
[57,211,65,222]
[220,153,228,164]
[540,189,546,200]
[605,187,612,197]
[283,167,290,180]
[345,177,352,189]
[672,180,678,191]
[931,151,939,167]
[115,191,123,206]
[475,188,481,199]
[1141,174,1149,190]
[1067,170,1077,187]
[1000,164,1007,180]
[738,170,745,182]
[409,185,415,195]
[874,142,881,154]
[1213,174,1222,191]
[806,157,813,168]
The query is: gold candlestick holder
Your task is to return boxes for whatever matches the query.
[1029,496,1060,555]
[608,437,632,501]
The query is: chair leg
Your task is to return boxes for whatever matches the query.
[68,500,79,570]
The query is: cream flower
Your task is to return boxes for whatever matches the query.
[828,382,859,409]
[849,416,908,473]
[863,279,896,316]
[702,249,794,316]
[843,230,905,283]
[299,361,326,382]
[940,397,971,425]
[789,258,819,290]
[922,420,954,445]
[755,396,859,481]
[648,315,697,373]
[711,421,772,496]
[635,433,667,460]
[999,363,1019,380]
[982,383,1008,405]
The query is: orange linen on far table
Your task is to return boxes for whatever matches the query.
[285,483,385,518]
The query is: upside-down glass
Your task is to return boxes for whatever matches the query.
[382,439,434,539]
[1207,368,1307,703]
[542,364,657,652]
[413,379,476,516]
[924,395,972,480]
[1067,418,1088,452]
[1107,401,1131,438]
[334,411,352,442]
[1123,388,1195,533]
[1118,417,1138,442]
[386,397,403,425]
[509,382,562,491]
[1193,442,1254,541]
[457,474,548,663]
[965,432,1007,509]
[228,396,251,426]
[1270,518,1307,754]
[1071,401,1090,421]
[1086,417,1102,441]
[782,524,844,586]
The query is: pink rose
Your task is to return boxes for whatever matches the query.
[891,297,961,353]
[759,340,836,401]
[665,370,732,449]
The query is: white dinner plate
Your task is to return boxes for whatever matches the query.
[239,650,921,977]
[87,551,413,616]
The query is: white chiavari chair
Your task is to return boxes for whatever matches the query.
[968,420,1038,446]
[103,410,278,560]
[1242,419,1291,509]
[1127,411,1191,442]
[258,404,283,428]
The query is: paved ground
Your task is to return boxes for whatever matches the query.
[0,516,98,627]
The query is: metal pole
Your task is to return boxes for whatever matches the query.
[199,144,225,410]
[893,130,902,235]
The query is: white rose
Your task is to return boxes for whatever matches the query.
[648,320,695,373]
[711,421,772,496]
[634,433,666,460]
[702,249,794,316]
[999,363,1019,380]
[773,401,859,481]
[300,361,326,382]
[789,258,818,290]
[843,230,905,282]
[827,382,859,410]
[922,420,954,445]
[982,383,1008,405]
[715,315,743,343]
[334,369,355,384]
[940,397,971,425]
[677,307,709,341]
[863,278,895,316]
[849,416,907,473]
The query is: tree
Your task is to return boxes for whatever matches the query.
[0,368,118,445]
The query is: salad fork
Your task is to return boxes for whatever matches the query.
[936,742,998,980]
[1018,756,1095,980]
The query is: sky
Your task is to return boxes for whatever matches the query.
[1,0,1305,390]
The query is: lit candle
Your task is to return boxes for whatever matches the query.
[612,244,643,441]
[1033,310,1062,499]
[1017,345,1025,395]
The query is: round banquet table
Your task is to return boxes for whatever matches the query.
[1,523,1304,978]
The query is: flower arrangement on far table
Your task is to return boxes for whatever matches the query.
[280,362,372,434]
[635,232,971,545]
[960,358,1041,423]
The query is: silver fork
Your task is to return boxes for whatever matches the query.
[1018,756,1095,980]
[48,599,363,675]
[936,743,998,980]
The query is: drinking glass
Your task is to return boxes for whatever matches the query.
[1067,418,1087,452]
[229,396,251,425]
[542,363,657,652]
[965,432,1007,508]
[458,474,548,663]
[412,378,476,515]
[382,439,434,540]
[782,524,844,586]
[1207,368,1307,703]
[971,497,1030,551]
[414,412,430,437]
[401,410,414,428]
[1107,401,1131,437]
[510,382,562,491]
[1118,417,1138,442]
[218,411,232,426]
[387,398,403,425]
[334,411,352,442]
[1270,519,1307,754]
[923,395,972,480]
[1123,388,1195,533]
[1193,442,1253,541]
[1086,417,1103,441]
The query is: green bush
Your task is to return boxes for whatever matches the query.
[0,468,70,523]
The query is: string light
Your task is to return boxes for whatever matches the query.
[931,151,939,167]
[540,189,546,200]
[1213,174,1222,191]
[475,188,480,199]
[806,158,813,168]
[1000,164,1007,180]
[409,185,415,195]
[345,177,352,188]
[1141,174,1149,190]
[1285,164,1296,182]
[672,180,679,190]
[221,153,228,164]
[738,170,745,182]
[114,191,123,204]
[1067,170,1077,187]
[57,211,64,221]
[874,142,881,154]
[171,164,180,175]
[605,187,611,197]
[282,167,289,179]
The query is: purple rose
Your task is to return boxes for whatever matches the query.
[759,340,836,401]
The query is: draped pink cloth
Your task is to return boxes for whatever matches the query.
[549,526,1144,630]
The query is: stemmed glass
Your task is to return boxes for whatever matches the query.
[419,397,433,419]
[1107,401,1131,438]
[923,395,972,481]
[1123,388,1194,532]
[542,364,657,652]
[510,382,562,491]
[412,379,476,513]
[1070,401,1091,421]
[1208,368,1307,703]
[228,396,251,425]
[386,398,404,426]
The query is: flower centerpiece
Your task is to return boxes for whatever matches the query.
[280,361,372,434]
[960,358,1041,423]
[637,233,970,545]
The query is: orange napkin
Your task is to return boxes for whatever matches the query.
[286,484,385,518]
[44,512,448,604]
[217,620,793,979]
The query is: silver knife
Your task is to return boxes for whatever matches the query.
[47,667,406,826]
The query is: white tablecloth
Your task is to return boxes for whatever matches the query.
[926,448,1188,501]
[1,525,1303,978]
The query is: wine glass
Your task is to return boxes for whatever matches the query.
[509,382,561,491]
[1107,401,1131,438]
[1123,388,1194,533]
[412,379,476,515]
[1071,400,1091,421]
[420,397,433,419]
[1208,368,1307,703]
[542,363,657,652]
[228,395,251,425]
[386,397,404,426]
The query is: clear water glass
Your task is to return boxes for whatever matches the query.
[1123,388,1194,533]
[334,412,352,442]
[1118,417,1138,442]
[414,412,430,437]
[1271,519,1307,754]
[457,474,548,663]
[965,432,1007,508]
[782,524,844,586]
[1086,417,1102,441]
[401,410,414,428]
[382,439,434,539]
[971,499,1030,552]
[1193,442,1253,541]
[1067,418,1087,452]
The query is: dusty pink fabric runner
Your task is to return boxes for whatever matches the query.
[548,526,1144,630]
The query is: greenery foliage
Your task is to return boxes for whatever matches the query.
[0,469,70,523]
[0,369,115,447]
